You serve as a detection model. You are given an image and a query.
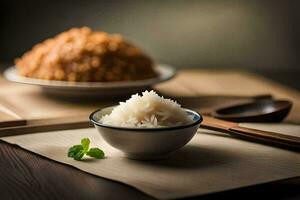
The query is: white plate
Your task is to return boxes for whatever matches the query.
[4,64,175,97]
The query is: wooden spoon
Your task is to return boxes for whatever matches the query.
[211,99,292,122]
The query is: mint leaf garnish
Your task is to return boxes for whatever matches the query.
[87,148,105,159]
[68,145,83,158]
[81,138,90,152]
[67,138,104,161]
[74,150,85,160]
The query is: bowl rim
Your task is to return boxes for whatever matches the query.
[89,107,202,131]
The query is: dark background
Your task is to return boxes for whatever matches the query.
[0,0,299,89]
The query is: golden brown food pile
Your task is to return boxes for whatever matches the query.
[15,27,157,82]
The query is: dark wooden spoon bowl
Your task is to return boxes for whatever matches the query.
[212,99,292,122]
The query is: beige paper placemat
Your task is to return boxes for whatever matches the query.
[1,126,300,199]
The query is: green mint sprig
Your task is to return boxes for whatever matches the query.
[68,138,104,161]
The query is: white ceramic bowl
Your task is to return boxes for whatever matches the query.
[90,106,202,160]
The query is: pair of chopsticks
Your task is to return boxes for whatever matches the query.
[201,116,300,151]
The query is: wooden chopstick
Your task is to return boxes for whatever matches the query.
[0,115,92,137]
[201,116,300,151]
[0,104,27,128]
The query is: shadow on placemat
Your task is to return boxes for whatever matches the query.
[124,144,237,169]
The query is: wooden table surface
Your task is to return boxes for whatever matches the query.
[1,69,300,199]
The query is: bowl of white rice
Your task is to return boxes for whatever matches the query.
[90,90,202,160]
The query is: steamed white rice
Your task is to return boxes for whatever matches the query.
[100,90,193,128]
